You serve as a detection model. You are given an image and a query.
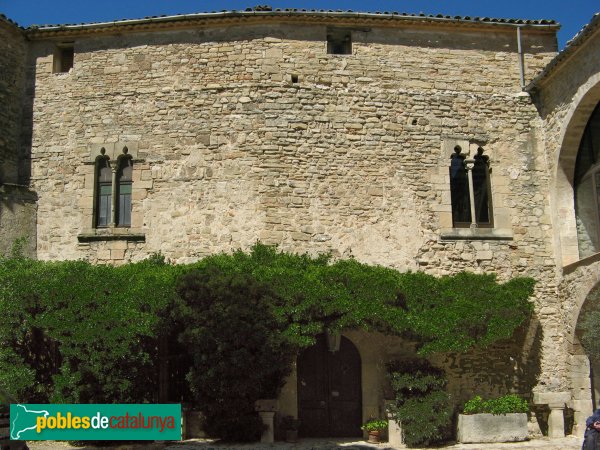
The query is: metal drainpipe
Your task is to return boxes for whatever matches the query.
[517,26,526,90]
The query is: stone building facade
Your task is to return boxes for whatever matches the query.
[1,6,600,440]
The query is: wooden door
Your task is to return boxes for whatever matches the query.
[297,334,362,437]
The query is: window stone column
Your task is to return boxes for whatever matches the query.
[109,166,117,227]
[465,159,477,229]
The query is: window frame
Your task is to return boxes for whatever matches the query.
[94,155,112,228]
[450,146,494,229]
[116,155,133,228]
[53,42,75,74]
[326,27,352,55]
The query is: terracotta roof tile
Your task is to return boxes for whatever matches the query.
[22,6,558,31]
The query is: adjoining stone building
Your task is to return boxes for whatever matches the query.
[2,5,600,440]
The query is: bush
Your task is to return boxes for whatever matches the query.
[0,253,183,403]
[463,394,528,415]
[173,267,298,441]
[386,360,452,447]
[192,245,535,355]
[0,243,536,442]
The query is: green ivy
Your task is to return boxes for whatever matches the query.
[0,253,185,403]
[173,267,297,441]
[0,243,535,441]
[386,360,452,447]
[463,394,528,415]
[189,244,535,355]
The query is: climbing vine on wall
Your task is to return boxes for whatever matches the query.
[0,242,534,439]
[189,244,535,355]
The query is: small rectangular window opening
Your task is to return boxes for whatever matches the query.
[53,43,74,73]
[327,28,352,55]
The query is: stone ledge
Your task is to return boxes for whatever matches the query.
[77,230,146,242]
[440,228,513,241]
[533,391,571,406]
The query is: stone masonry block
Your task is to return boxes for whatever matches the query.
[533,392,570,406]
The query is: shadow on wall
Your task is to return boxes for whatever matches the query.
[431,315,544,429]
[19,40,38,186]
[0,184,38,257]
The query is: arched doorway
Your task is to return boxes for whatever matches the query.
[296,334,362,437]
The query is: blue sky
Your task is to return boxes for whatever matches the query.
[0,1,597,49]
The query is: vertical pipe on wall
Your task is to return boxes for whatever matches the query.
[517,26,526,90]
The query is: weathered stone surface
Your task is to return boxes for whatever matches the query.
[0,184,37,257]
[0,19,26,185]
[457,413,528,443]
[3,9,600,438]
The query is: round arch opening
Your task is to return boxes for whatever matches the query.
[296,334,362,438]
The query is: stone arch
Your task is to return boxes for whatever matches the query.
[566,263,600,353]
[554,72,600,266]
[563,261,600,435]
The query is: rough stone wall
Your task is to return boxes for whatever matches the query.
[0,19,26,184]
[530,26,600,435]
[279,329,542,431]
[0,185,37,257]
[0,19,36,258]
[25,21,567,394]
[535,29,600,268]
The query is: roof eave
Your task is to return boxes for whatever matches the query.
[24,9,560,38]
[527,12,600,91]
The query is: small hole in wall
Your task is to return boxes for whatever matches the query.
[412,118,418,125]
[291,74,299,83]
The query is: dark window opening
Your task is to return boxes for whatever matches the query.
[450,146,493,228]
[472,147,491,225]
[450,146,470,225]
[327,28,352,55]
[53,44,74,73]
[95,157,112,228]
[291,74,299,83]
[116,157,133,227]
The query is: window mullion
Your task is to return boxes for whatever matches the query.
[465,159,478,229]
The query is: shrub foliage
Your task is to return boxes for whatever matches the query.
[174,268,297,441]
[462,394,528,415]
[386,360,452,447]
[0,254,183,403]
[0,243,535,441]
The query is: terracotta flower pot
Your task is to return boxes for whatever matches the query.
[368,430,380,443]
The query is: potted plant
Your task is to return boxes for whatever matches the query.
[280,415,300,443]
[457,394,529,443]
[361,418,388,443]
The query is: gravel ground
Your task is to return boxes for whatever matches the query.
[26,435,583,450]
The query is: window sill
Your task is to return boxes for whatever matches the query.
[77,229,145,242]
[440,228,513,241]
